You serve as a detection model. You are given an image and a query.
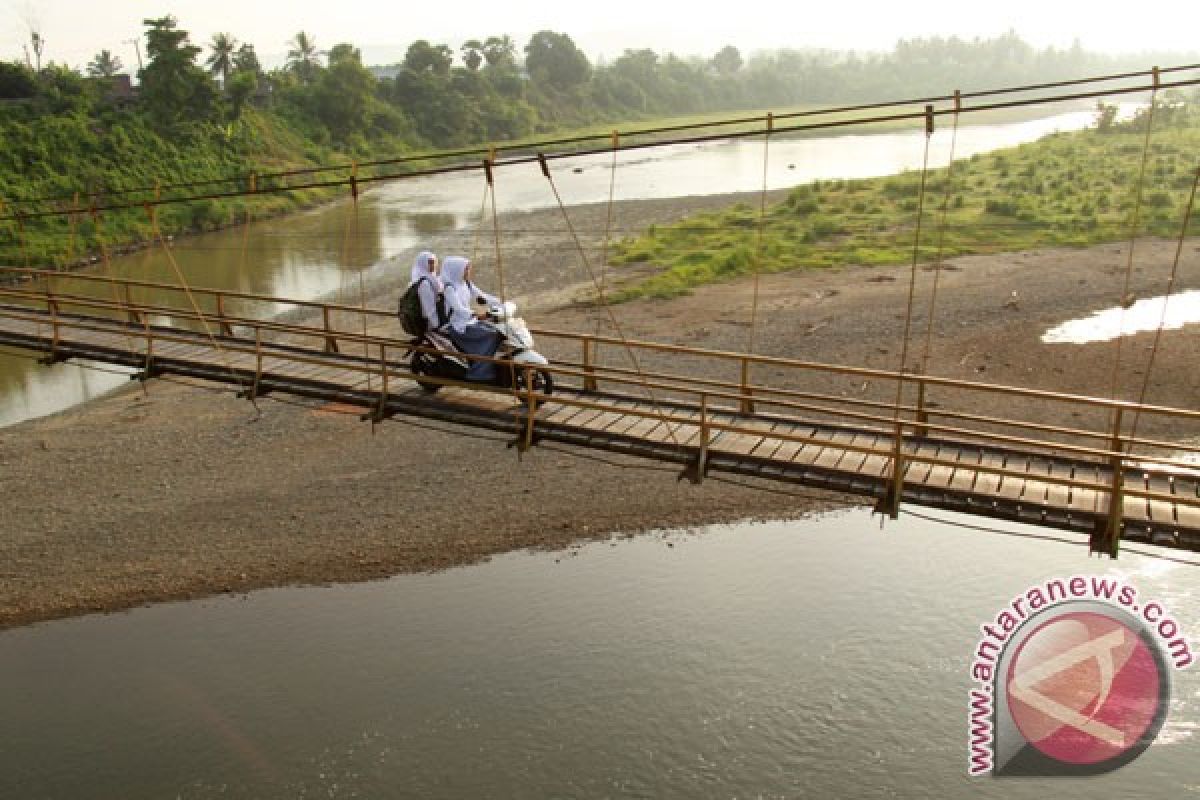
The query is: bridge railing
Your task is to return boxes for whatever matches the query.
[3,265,1199,466]
[2,268,1199,514]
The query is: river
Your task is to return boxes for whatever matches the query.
[0,107,1118,427]
[1,509,1195,798]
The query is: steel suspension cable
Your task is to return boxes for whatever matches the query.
[1106,72,1160,411]
[483,159,523,410]
[537,155,683,447]
[145,204,256,409]
[892,106,936,422]
[1126,165,1200,448]
[10,71,1200,224]
[12,64,1199,214]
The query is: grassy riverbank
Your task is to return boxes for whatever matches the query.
[608,102,1200,300]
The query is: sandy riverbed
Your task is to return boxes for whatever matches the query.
[1,190,1197,629]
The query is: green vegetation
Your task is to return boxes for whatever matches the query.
[1,19,1195,267]
[608,97,1200,300]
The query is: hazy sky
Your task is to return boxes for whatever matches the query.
[2,0,1196,71]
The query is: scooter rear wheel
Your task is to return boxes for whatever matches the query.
[411,352,442,393]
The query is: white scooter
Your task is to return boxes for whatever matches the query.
[409,299,554,396]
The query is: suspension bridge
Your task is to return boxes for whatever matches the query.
[2,66,1199,558]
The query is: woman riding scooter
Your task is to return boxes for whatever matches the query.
[439,256,502,382]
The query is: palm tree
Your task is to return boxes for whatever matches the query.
[206,32,238,86]
[87,49,124,78]
[461,39,483,71]
[286,31,321,83]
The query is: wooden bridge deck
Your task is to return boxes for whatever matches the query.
[2,301,1199,554]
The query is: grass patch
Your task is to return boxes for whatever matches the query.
[609,107,1200,300]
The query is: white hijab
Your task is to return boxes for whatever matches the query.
[410,251,440,289]
[440,256,471,303]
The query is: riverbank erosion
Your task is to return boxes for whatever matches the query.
[2,190,1198,629]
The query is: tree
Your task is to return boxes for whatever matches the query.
[524,31,590,90]
[87,49,124,78]
[482,35,516,68]
[206,32,238,86]
[139,16,217,127]
[314,43,377,141]
[286,31,322,83]
[0,61,37,98]
[226,70,257,117]
[405,40,453,75]
[712,45,742,76]
[461,39,483,72]
[232,44,261,76]
[29,31,45,73]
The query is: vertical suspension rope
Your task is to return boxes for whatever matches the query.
[919,92,962,375]
[65,192,80,267]
[747,112,772,357]
[893,105,936,421]
[538,154,682,447]
[1126,165,1200,447]
[469,179,489,267]
[600,130,620,295]
[145,203,257,410]
[483,157,522,408]
[90,207,141,365]
[1106,68,1160,410]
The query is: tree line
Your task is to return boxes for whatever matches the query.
[4,20,1192,152]
[0,17,1193,265]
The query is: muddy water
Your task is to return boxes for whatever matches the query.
[0,108,1119,427]
[1,509,1196,798]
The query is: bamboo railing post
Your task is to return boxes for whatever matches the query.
[372,342,389,423]
[322,305,339,353]
[122,282,142,326]
[47,293,60,357]
[914,379,929,438]
[683,392,710,484]
[215,293,234,338]
[141,309,154,378]
[522,365,537,452]
[582,337,598,392]
[739,358,755,415]
[1095,407,1126,558]
[884,419,906,519]
[249,325,263,399]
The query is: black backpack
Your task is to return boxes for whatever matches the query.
[398,277,446,336]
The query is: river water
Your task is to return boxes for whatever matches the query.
[0,107,1119,427]
[1,509,1196,798]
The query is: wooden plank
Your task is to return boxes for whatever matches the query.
[1122,471,1152,523]
[1043,460,1071,511]
[831,431,870,474]
[1175,498,1200,531]
[1068,465,1101,514]
[949,447,982,492]
[1146,474,1176,525]
[1019,458,1052,505]
[713,429,767,457]
[995,454,1028,501]
[769,424,819,463]
[973,453,1005,498]
[746,422,786,460]
[903,442,937,485]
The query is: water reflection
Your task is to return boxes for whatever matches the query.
[0,510,1195,798]
[1042,290,1200,344]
